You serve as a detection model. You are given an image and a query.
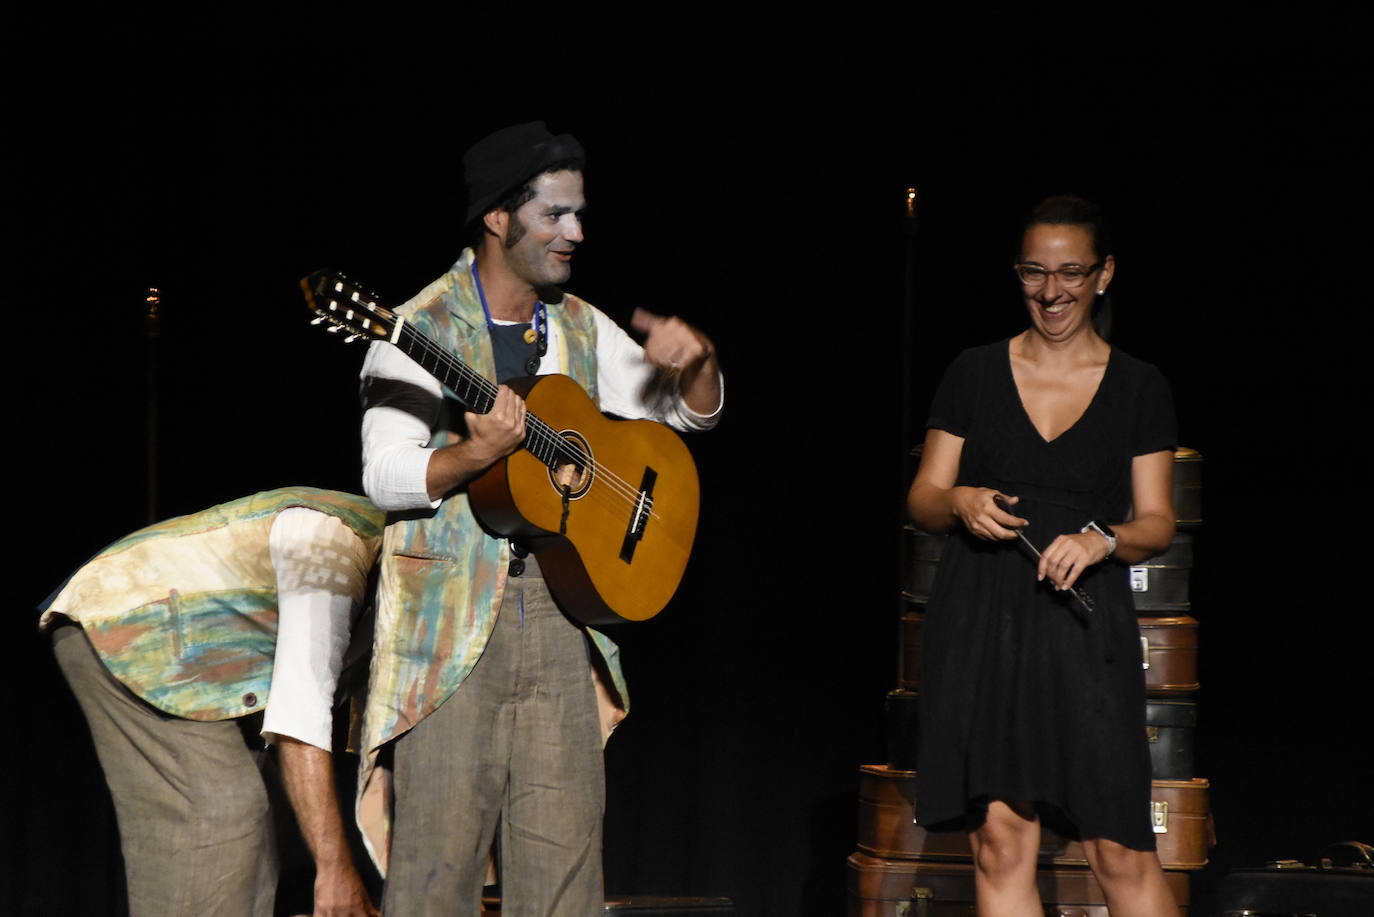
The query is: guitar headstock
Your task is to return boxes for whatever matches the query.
[301,270,397,343]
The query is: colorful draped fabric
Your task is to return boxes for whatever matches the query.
[41,488,385,721]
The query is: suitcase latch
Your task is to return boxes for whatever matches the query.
[1266,858,1306,869]
[1151,800,1169,834]
[1130,566,1149,592]
[897,887,932,917]
[1140,636,1151,671]
[1145,725,1159,743]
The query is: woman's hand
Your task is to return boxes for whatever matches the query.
[1035,450,1177,590]
[951,488,1029,541]
[908,430,1029,539]
[1037,530,1114,591]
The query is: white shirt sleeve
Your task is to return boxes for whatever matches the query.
[359,340,444,510]
[357,302,723,512]
[261,507,374,751]
[583,306,723,431]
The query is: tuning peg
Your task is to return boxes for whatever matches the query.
[345,333,361,343]
[327,324,344,333]
[311,315,326,325]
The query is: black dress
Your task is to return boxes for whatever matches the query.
[915,339,1177,850]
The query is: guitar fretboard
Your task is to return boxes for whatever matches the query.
[396,323,497,414]
[393,322,569,470]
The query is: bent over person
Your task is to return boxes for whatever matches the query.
[356,122,723,915]
[40,487,386,917]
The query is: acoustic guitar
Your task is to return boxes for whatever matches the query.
[302,270,700,626]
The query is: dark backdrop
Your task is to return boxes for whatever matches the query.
[11,19,1372,916]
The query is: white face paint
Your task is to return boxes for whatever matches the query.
[500,170,586,289]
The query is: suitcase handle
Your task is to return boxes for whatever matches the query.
[1319,840,1374,870]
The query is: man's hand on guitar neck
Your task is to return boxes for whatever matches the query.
[631,308,721,416]
[426,385,528,501]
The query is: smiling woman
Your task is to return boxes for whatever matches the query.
[1015,195,1117,342]
[906,196,1182,916]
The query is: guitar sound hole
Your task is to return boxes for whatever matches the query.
[549,430,593,500]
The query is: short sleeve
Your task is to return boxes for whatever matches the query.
[926,347,984,438]
[1131,363,1178,456]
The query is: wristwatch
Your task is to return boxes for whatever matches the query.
[1081,520,1117,556]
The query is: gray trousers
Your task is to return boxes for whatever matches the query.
[383,574,605,916]
[52,624,278,917]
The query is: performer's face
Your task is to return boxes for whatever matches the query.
[501,169,585,288]
[1018,223,1114,343]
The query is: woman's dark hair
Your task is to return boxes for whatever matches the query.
[1021,195,1115,339]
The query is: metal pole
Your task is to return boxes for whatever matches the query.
[145,286,160,524]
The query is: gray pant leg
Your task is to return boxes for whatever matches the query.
[383,629,509,915]
[52,624,277,917]
[502,577,604,917]
[383,575,604,917]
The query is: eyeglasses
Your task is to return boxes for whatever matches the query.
[1014,262,1102,289]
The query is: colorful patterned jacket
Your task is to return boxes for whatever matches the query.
[356,250,632,869]
[40,488,385,721]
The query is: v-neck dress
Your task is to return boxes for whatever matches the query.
[915,339,1176,850]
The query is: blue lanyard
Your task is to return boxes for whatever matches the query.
[471,261,547,353]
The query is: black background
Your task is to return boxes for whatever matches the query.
[11,17,1373,916]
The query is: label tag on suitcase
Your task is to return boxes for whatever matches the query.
[897,888,933,917]
[1130,566,1149,592]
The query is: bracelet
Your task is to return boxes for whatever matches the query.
[1081,520,1117,557]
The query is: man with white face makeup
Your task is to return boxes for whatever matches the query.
[355,122,723,915]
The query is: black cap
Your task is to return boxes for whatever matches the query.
[463,121,585,226]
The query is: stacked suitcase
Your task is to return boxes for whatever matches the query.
[850,448,1208,914]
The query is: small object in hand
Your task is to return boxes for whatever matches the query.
[994,494,1094,621]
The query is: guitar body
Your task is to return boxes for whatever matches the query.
[467,374,700,626]
[303,270,702,626]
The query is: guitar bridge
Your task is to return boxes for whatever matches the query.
[620,467,657,563]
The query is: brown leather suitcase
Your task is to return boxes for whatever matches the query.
[898,608,923,690]
[1139,615,1200,695]
[1046,778,1212,871]
[857,765,1083,863]
[857,764,969,861]
[857,766,1211,870]
[847,851,1191,915]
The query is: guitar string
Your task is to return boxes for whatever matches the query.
[392,317,663,520]
[327,290,661,519]
[414,339,656,518]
